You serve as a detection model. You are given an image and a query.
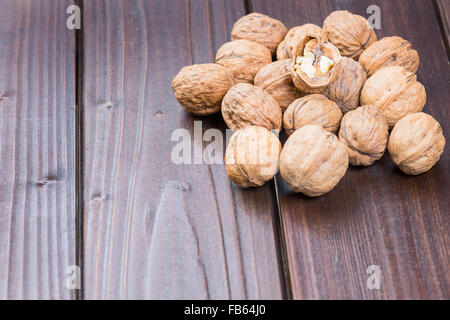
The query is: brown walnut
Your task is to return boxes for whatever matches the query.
[322,10,377,60]
[279,125,349,197]
[216,40,272,84]
[338,105,389,166]
[359,36,419,76]
[225,126,281,188]
[172,63,235,115]
[360,66,426,128]
[276,24,322,60]
[231,13,287,55]
[323,57,367,114]
[283,94,342,136]
[388,112,446,175]
[221,83,282,131]
[291,35,342,93]
[254,59,303,112]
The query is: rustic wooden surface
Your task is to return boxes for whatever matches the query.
[0,0,448,300]
[252,0,449,299]
[0,0,76,299]
[81,0,284,300]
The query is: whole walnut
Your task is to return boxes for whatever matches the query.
[276,24,321,60]
[360,66,426,128]
[216,40,272,84]
[338,105,389,166]
[359,36,419,76]
[323,57,367,114]
[322,10,377,60]
[283,94,342,135]
[225,126,281,188]
[254,59,303,112]
[291,35,342,93]
[172,63,235,115]
[280,125,349,197]
[231,13,287,55]
[222,83,282,131]
[388,112,446,175]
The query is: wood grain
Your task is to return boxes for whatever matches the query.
[82,0,284,299]
[0,0,76,299]
[435,0,450,57]
[252,0,449,299]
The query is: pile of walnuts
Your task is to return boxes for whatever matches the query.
[172,11,446,197]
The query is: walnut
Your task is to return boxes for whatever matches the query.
[291,35,342,93]
[276,24,321,60]
[338,105,388,166]
[172,63,235,115]
[360,66,426,128]
[254,59,303,112]
[280,125,348,197]
[282,94,342,135]
[323,57,367,114]
[216,40,272,84]
[231,13,287,55]
[388,112,446,175]
[225,126,281,188]
[221,83,282,131]
[359,36,419,76]
[322,10,377,60]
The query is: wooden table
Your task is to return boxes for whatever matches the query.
[0,0,448,300]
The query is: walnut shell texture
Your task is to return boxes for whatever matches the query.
[276,24,322,60]
[388,112,446,175]
[225,126,281,188]
[359,36,419,76]
[254,59,303,112]
[339,105,389,166]
[322,10,377,60]
[231,13,287,55]
[323,57,367,114]
[222,83,282,131]
[283,94,342,135]
[291,35,342,93]
[280,125,349,197]
[172,63,235,115]
[216,40,272,84]
[360,66,426,128]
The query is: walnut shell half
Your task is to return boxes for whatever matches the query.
[225,126,281,188]
[231,13,287,55]
[216,40,272,84]
[280,125,349,197]
[254,59,303,112]
[172,63,235,115]
[283,94,342,135]
[388,112,446,175]
[222,83,282,131]
[323,57,367,114]
[359,36,419,76]
[322,10,377,60]
[276,24,322,60]
[339,105,389,166]
[361,66,426,128]
[291,35,342,93]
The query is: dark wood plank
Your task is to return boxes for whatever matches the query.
[435,0,450,57]
[0,0,77,299]
[82,0,284,299]
[252,0,449,299]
